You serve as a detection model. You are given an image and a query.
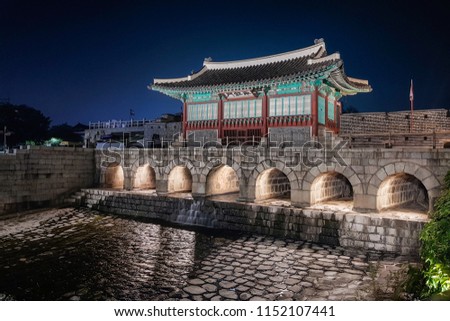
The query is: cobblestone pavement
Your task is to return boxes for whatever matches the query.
[0,208,409,300]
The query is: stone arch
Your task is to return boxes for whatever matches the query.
[205,164,239,196]
[250,160,300,202]
[201,158,242,181]
[368,162,441,212]
[251,160,300,188]
[104,164,124,189]
[377,173,429,212]
[255,168,291,201]
[310,172,353,205]
[168,165,193,193]
[164,159,196,179]
[133,164,156,189]
[302,163,363,196]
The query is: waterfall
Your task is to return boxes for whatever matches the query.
[173,200,217,228]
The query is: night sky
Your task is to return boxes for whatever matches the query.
[1,0,449,126]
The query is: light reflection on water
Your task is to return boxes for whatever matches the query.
[0,208,223,300]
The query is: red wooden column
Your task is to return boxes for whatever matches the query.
[218,97,223,139]
[311,88,319,137]
[262,91,268,137]
[182,100,187,139]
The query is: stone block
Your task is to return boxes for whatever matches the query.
[384,163,395,176]
[303,172,315,184]
[404,162,420,175]
[348,174,361,187]
[366,184,378,196]
[352,223,364,232]
[422,175,440,190]
[353,194,376,212]
[374,243,386,251]
[410,152,422,160]
[369,234,381,242]
[364,166,378,175]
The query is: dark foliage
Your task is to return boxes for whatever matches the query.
[0,103,51,146]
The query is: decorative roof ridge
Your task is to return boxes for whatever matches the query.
[307,52,340,65]
[154,76,190,84]
[153,65,210,84]
[347,76,369,85]
[203,39,326,71]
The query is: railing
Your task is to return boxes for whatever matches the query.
[88,119,153,129]
[267,115,311,126]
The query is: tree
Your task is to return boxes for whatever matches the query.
[405,171,450,300]
[48,123,85,142]
[0,103,51,146]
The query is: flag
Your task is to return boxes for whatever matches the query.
[409,79,414,102]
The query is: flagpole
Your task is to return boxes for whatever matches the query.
[409,79,414,133]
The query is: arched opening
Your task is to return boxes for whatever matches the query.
[311,172,353,205]
[444,142,450,148]
[104,165,124,189]
[377,173,429,213]
[255,168,290,201]
[133,164,156,190]
[168,166,192,193]
[206,165,239,196]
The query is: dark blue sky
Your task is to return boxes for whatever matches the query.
[1,0,449,125]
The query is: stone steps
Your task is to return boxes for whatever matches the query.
[64,190,87,206]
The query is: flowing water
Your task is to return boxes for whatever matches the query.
[174,200,218,228]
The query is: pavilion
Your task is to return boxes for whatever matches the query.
[151,39,371,145]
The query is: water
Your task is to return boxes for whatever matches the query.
[0,207,409,301]
[0,208,217,300]
[174,200,218,228]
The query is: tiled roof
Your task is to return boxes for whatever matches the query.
[152,39,371,95]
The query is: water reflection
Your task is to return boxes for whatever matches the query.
[0,207,411,301]
[0,208,216,300]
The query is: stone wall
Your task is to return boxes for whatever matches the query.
[0,147,95,215]
[144,122,181,144]
[340,108,450,134]
[269,126,311,146]
[187,129,218,145]
[81,189,425,257]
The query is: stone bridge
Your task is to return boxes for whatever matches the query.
[96,144,450,214]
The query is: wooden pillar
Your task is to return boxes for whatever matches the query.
[336,101,342,134]
[311,88,319,137]
[262,91,268,136]
[218,97,223,139]
[182,100,187,139]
